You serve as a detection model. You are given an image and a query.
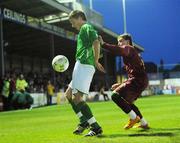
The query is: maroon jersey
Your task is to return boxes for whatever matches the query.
[102,43,147,79]
[102,43,148,103]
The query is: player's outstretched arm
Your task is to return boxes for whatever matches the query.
[99,35,127,56]
[102,43,124,56]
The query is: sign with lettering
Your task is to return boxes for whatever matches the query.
[3,8,26,24]
[0,8,76,40]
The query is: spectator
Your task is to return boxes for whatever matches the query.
[46,80,55,105]
[8,73,16,110]
[100,86,109,101]
[16,74,28,92]
[12,74,33,109]
[1,75,10,111]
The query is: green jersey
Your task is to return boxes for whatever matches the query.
[76,23,98,66]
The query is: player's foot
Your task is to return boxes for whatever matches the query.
[124,116,140,130]
[73,122,89,135]
[84,127,103,137]
[134,124,150,130]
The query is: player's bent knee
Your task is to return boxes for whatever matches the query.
[73,98,80,105]
[73,94,83,105]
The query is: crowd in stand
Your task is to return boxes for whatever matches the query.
[0,73,33,111]
[0,71,71,111]
[0,70,113,111]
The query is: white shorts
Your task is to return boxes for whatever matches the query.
[69,60,95,95]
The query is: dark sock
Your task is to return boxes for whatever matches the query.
[68,99,87,124]
[111,92,131,113]
[131,104,143,119]
[77,101,100,129]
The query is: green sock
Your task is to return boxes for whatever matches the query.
[68,99,87,124]
[77,101,100,128]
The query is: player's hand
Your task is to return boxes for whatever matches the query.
[95,61,106,73]
[111,83,121,90]
[98,35,104,45]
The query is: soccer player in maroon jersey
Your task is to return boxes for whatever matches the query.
[99,33,149,129]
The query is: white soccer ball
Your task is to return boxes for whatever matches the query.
[52,55,69,72]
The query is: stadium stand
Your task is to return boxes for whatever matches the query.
[2,0,178,111]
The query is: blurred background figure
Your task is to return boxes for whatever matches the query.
[99,86,109,101]
[46,80,55,105]
[1,74,10,111]
[12,74,33,109]
[16,74,28,92]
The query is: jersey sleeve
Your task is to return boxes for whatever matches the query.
[102,43,131,57]
[87,26,98,44]
[79,24,98,47]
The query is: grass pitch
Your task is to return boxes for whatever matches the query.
[0,95,180,143]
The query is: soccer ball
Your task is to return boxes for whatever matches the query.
[52,55,69,72]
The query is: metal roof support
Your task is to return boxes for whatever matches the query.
[40,0,71,14]
[0,14,4,77]
[102,28,118,38]
[133,43,144,51]
[49,34,56,85]
[56,0,74,3]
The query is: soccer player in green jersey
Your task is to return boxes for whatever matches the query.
[65,10,105,137]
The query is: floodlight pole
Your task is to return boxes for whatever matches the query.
[89,0,93,9]
[118,0,127,83]
[0,13,5,78]
[122,0,127,33]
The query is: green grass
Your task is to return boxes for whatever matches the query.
[0,95,180,143]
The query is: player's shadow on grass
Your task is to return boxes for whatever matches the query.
[98,128,180,138]
[128,132,174,137]
[99,131,174,138]
[152,128,180,132]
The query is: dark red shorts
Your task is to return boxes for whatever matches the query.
[114,77,148,104]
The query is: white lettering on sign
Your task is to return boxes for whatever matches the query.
[3,8,26,24]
